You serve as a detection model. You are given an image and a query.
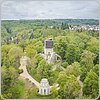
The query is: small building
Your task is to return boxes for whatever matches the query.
[39,78,50,95]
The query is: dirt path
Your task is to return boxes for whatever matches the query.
[19,58,40,88]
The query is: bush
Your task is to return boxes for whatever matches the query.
[18,69,23,74]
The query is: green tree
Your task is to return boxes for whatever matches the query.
[58,86,66,99]
[54,36,68,60]
[18,40,28,52]
[1,44,15,67]
[51,86,58,98]
[65,62,81,77]
[58,75,81,99]
[57,71,67,87]
[92,64,99,76]
[25,44,37,58]
[78,32,90,45]
[33,41,43,53]
[26,87,38,99]
[1,66,21,99]
[87,37,99,64]
[65,44,80,64]
[80,50,95,82]
[61,61,68,68]
[9,80,25,99]
[8,46,23,67]
[87,37,99,55]
[80,50,95,71]
[80,66,88,82]
[64,75,81,99]
[37,59,51,80]
[83,71,99,98]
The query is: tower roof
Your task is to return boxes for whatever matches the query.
[40,78,50,88]
[44,39,53,48]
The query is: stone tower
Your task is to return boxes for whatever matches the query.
[39,78,50,95]
[44,38,53,63]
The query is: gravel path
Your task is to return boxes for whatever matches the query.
[19,63,40,88]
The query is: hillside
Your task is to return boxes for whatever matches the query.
[1,19,99,99]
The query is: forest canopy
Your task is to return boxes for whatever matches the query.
[1,19,99,99]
